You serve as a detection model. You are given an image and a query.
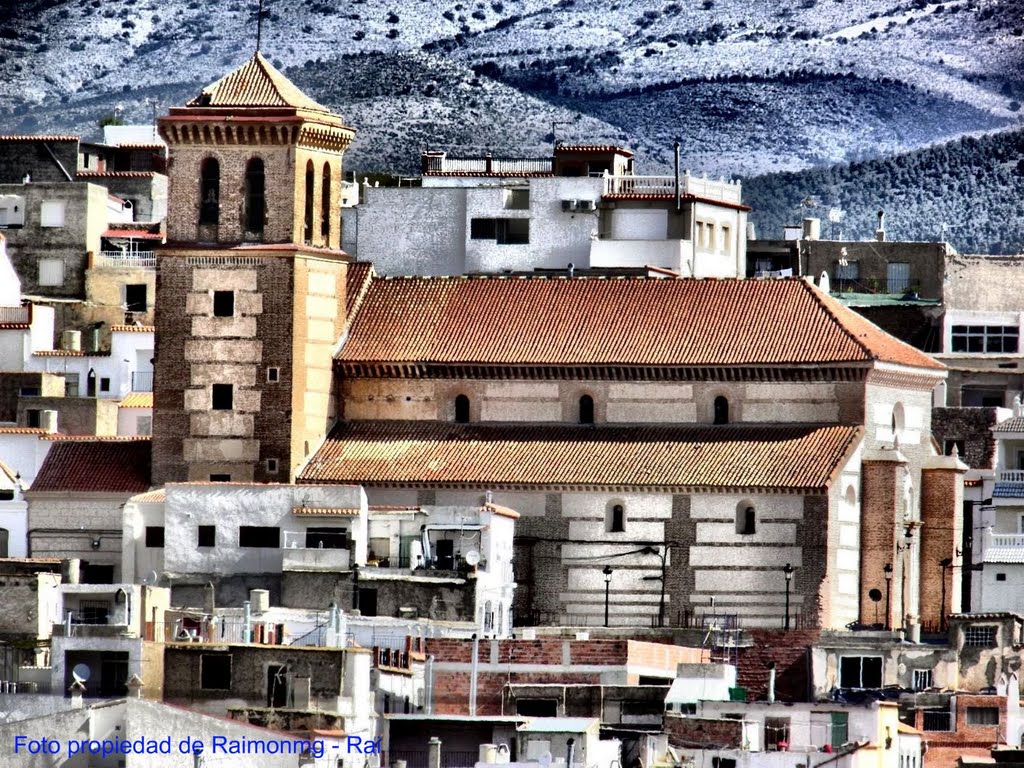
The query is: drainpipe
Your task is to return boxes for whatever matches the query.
[425,654,435,715]
[469,633,479,716]
[674,141,681,213]
[243,600,252,644]
[566,737,576,768]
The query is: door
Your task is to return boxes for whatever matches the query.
[358,588,378,617]
[435,539,455,570]
[267,665,288,707]
[887,262,910,293]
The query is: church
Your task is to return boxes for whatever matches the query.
[149,53,965,632]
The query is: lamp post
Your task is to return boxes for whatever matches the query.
[640,546,668,627]
[783,563,794,630]
[883,563,893,630]
[603,565,613,627]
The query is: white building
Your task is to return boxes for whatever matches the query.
[345,146,747,278]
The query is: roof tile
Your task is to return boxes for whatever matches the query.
[300,421,862,490]
[338,276,943,371]
[30,439,151,493]
[188,52,330,112]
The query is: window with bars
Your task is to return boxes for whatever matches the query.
[964,626,997,647]
[912,669,933,691]
[951,325,1019,353]
[966,707,999,726]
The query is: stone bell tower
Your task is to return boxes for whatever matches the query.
[152,53,355,485]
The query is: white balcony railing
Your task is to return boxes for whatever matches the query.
[999,470,1024,483]
[603,174,743,204]
[0,305,30,324]
[988,532,1024,548]
[94,251,157,269]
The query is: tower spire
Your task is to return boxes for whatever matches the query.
[255,0,265,55]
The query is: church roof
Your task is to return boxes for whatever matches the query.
[187,52,330,113]
[337,275,944,372]
[299,421,863,491]
[30,439,151,494]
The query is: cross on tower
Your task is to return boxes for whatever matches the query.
[255,0,266,54]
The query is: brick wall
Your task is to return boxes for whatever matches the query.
[663,713,744,749]
[859,456,903,627]
[735,629,820,702]
[920,467,965,627]
[931,407,999,470]
[916,694,1006,768]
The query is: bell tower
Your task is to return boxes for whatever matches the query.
[152,55,355,485]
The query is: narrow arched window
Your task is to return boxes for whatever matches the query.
[321,163,332,241]
[304,160,315,243]
[244,157,265,234]
[199,157,220,224]
[454,394,470,423]
[579,394,594,424]
[714,395,729,425]
[607,503,625,533]
[736,503,756,535]
[0,528,8,558]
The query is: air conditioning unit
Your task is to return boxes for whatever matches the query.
[579,200,597,211]
[561,199,578,212]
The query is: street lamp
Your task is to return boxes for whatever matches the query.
[783,563,794,630]
[603,565,613,627]
[883,563,893,630]
[640,546,668,627]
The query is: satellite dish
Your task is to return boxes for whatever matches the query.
[868,588,882,603]
[72,663,91,683]
[465,550,481,567]
[142,570,159,585]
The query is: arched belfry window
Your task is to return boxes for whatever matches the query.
[736,501,756,535]
[714,395,729,425]
[304,160,315,243]
[579,394,594,424]
[454,394,470,424]
[199,157,220,224]
[321,163,332,241]
[244,157,265,234]
[606,502,626,533]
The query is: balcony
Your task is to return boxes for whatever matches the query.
[422,153,553,176]
[93,251,157,269]
[281,530,351,572]
[52,622,135,639]
[0,305,30,324]
[603,174,743,204]
[999,471,1024,483]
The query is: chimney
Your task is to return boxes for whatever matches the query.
[69,680,85,709]
[61,329,81,352]
[40,410,58,434]
[428,738,442,768]
[126,673,144,699]
[802,218,820,240]
[203,582,216,615]
[875,209,886,242]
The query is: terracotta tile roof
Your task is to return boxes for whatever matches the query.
[119,392,153,409]
[345,262,375,323]
[993,417,1024,433]
[78,171,156,178]
[556,144,634,156]
[0,427,46,435]
[338,277,943,371]
[0,323,30,330]
[299,421,863,490]
[0,135,78,142]
[188,52,331,113]
[111,324,155,333]
[102,229,163,240]
[602,193,752,212]
[39,434,152,442]
[130,488,166,503]
[291,506,361,516]
[30,438,151,493]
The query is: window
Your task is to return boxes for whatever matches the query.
[199,157,220,224]
[209,473,231,482]
[305,527,348,549]
[607,503,625,533]
[125,284,147,313]
[0,491,13,502]
[722,224,731,255]
[100,377,110,393]
[951,325,1019,353]
[713,395,729,424]
[200,653,232,689]
[454,394,470,423]
[198,525,216,547]
[265,458,279,474]
[244,157,265,233]
[736,504,756,535]
[469,218,529,244]
[965,626,997,647]
[40,200,66,227]
[711,759,736,768]
[266,367,280,383]
[20,386,39,397]
[304,159,315,242]
[943,439,965,456]
[912,669,933,691]
[38,258,64,286]
[887,262,911,293]
[65,372,79,397]
[239,526,280,548]
[922,710,952,731]
[212,290,234,317]
[966,707,999,726]
[321,163,332,239]
[764,717,790,749]
[211,383,233,410]
[25,409,40,428]
[136,416,152,435]
[145,526,165,548]
[505,188,529,210]
[839,656,882,688]
[834,260,860,283]
[516,699,558,717]
[579,394,594,424]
